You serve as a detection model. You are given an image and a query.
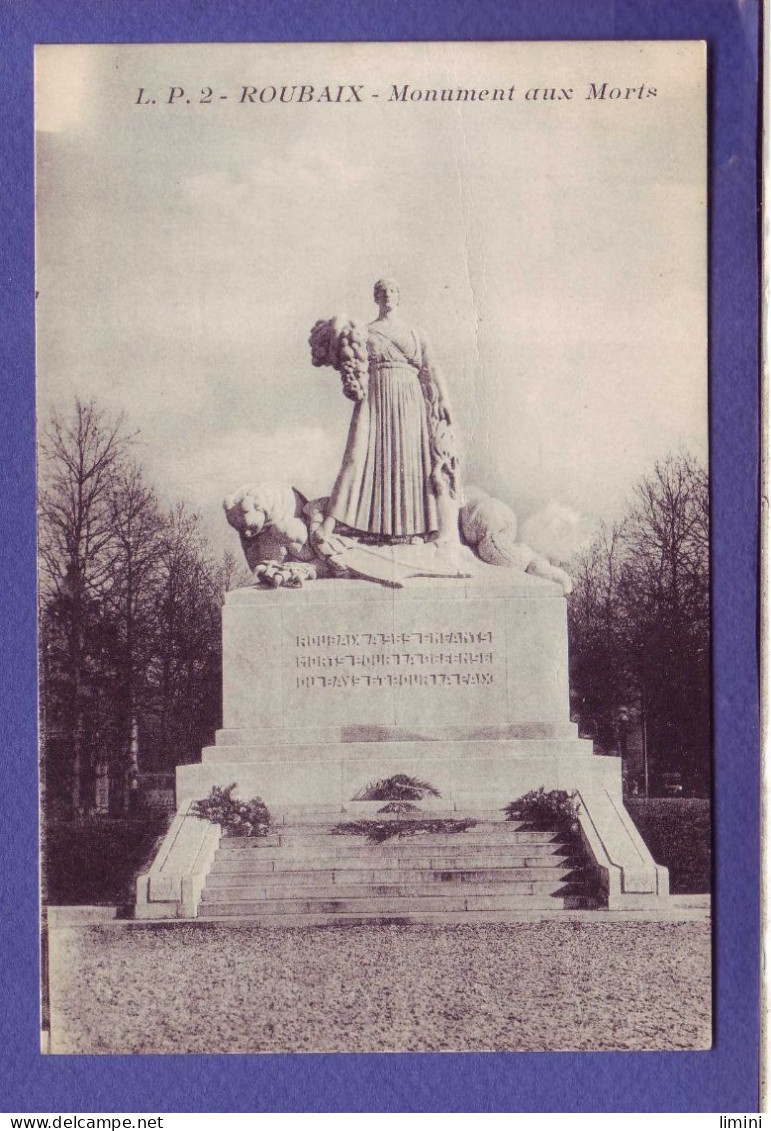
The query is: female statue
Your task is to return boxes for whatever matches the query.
[225,286,571,590]
[310,278,459,549]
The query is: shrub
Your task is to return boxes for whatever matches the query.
[332,817,477,843]
[505,788,580,832]
[193,784,270,838]
[353,774,441,802]
[377,801,421,814]
[42,814,172,908]
[626,798,711,894]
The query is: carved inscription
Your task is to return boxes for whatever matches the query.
[294,629,496,690]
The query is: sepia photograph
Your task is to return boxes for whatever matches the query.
[35,40,711,1055]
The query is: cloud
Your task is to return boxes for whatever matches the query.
[179,142,370,222]
[520,501,594,563]
[159,423,342,507]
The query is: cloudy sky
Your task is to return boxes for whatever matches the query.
[35,41,706,560]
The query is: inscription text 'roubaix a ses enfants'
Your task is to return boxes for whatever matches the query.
[294,630,496,691]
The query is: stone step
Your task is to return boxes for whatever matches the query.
[196,904,597,925]
[267,815,523,830]
[210,858,577,879]
[198,804,593,921]
[253,827,529,842]
[213,848,574,872]
[213,851,573,871]
[206,863,578,888]
[200,892,570,917]
[207,860,576,883]
[240,828,563,848]
[206,859,574,877]
[220,822,558,844]
[214,849,573,868]
[211,853,577,873]
[267,808,512,824]
[201,877,576,901]
[217,834,568,858]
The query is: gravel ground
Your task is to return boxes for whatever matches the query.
[48,921,711,1054]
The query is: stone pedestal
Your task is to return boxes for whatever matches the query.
[137,569,669,918]
[221,571,571,733]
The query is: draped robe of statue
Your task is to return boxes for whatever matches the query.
[327,325,444,541]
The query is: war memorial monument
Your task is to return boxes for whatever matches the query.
[136,279,668,921]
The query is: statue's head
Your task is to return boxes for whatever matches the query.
[374,277,400,313]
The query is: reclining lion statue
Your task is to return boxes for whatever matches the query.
[224,481,571,594]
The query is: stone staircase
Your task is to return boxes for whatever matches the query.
[197,809,596,922]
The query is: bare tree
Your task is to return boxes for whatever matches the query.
[149,503,223,770]
[39,397,233,815]
[38,400,134,813]
[104,460,167,812]
[215,549,252,596]
[568,521,630,750]
[621,452,710,791]
[568,452,710,793]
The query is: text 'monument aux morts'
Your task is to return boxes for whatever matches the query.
[135,82,659,107]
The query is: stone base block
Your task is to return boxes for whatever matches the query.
[137,575,669,917]
[145,748,667,917]
[577,787,670,907]
[168,737,668,912]
[221,576,572,734]
[178,736,604,807]
[135,800,220,920]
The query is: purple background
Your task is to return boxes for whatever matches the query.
[0,0,759,1113]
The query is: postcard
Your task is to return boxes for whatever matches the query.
[35,40,711,1055]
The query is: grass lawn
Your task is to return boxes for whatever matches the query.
[626,798,711,894]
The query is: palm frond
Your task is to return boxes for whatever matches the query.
[353,773,441,801]
[332,817,476,843]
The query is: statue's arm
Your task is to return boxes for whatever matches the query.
[419,331,453,424]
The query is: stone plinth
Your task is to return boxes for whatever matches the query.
[178,571,589,808]
[137,571,669,919]
[220,571,571,733]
